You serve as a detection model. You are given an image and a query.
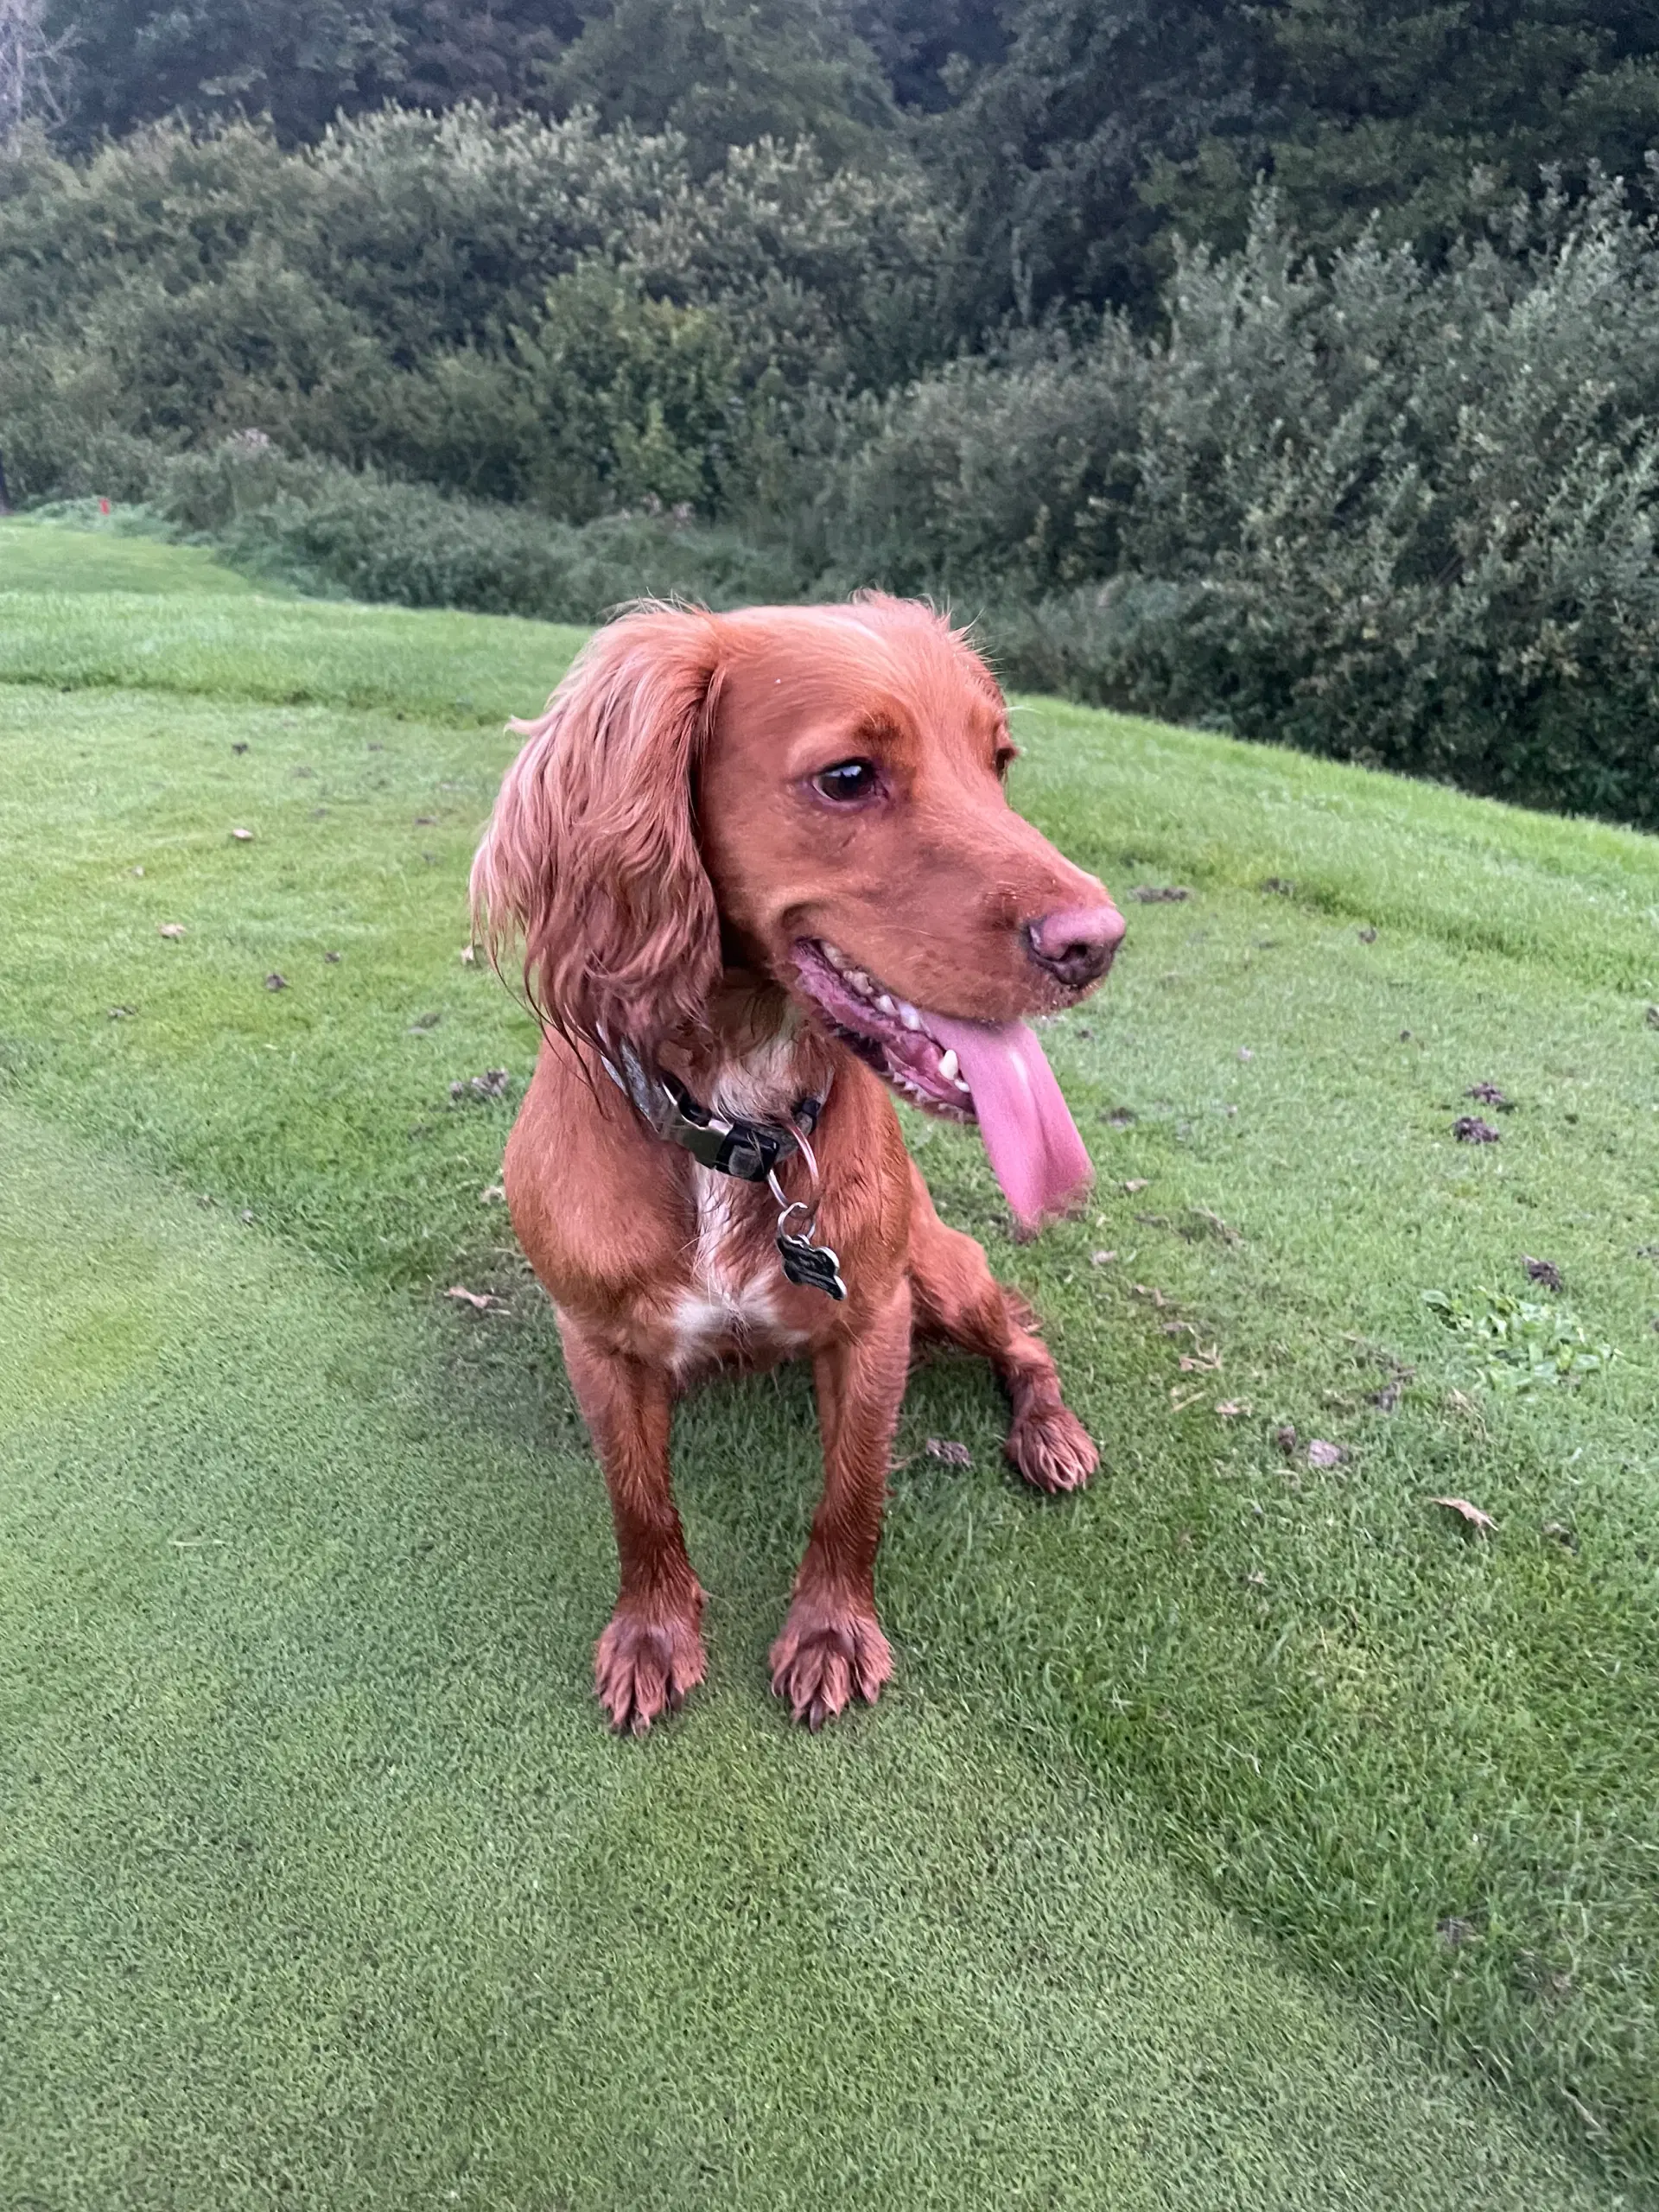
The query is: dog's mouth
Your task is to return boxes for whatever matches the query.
[788,938,1094,1235]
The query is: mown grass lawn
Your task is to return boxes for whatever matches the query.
[3,514,1658,2209]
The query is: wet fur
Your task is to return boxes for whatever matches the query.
[474,597,1107,1733]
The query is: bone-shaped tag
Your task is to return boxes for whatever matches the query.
[777,1230,847,1300]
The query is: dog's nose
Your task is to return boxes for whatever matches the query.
[1026,901,1127,988]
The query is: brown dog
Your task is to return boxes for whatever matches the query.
[472,596,1125,1732]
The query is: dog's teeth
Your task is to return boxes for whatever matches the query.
[952,1076,970,1093]
[938,1048,958,1082]
[822,944,849,972]
[898,1003,922,1031]
[848,969,874,995]
[875,993,895,1014]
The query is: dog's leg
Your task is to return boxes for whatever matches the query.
[905,1164,1097,1494]
[558,1316,706,1735]
[770,1281,911,1729]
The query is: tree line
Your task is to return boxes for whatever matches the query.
[22,0,1659,324]
[4,0,1659,821]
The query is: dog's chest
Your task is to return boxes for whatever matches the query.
[663,1033,816,1376]
[667,1173,802,1375]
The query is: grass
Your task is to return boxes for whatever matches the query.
[3,517,1658,2208]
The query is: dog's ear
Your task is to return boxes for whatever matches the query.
[472,606,724,1056]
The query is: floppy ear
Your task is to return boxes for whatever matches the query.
[471,605,724,1057]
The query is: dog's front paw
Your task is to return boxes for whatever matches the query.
[769,1597,893,1731]
[594,1601,706,1736]
[1007,1400,1098,1493]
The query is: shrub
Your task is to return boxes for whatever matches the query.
[817,326,1148,596]
[0,109,953,517]
[834,181,1659,824]
[150,441,796,619]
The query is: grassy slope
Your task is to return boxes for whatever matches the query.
[3,518,1657,2204]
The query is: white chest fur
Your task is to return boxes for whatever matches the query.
[668,1175,791,1374]
[664,1020,817,1376]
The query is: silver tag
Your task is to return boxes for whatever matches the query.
[777,1230,847,1300]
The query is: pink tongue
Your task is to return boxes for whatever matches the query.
[926,1014,1094,1237]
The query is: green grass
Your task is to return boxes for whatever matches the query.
[3,518,1658,2208]
[0,505,263,596]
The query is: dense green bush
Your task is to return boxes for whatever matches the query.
[817,328,1149,595]
[149,438,795,615]
[0,109,951,512]
[7,92,1659,825]
[839,183,1659,823]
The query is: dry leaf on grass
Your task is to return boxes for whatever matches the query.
[1465,1082,1510,1108]
[1216,1399,1250,1419]
[1357,926,1377,943]
[448,1067,510,1101]
[1522,1255,1563,1292]
[1430,1495,1497,1535]
[1187,1206,1243,1246]
[106,1005,136,1020]
[1453,1116,1500,1143]
[1443,1389,1487,1438]
[1122,1178,1149,1194]
[1090,1249,1117,1267]
[480,1183,506,1204]
[925,1438,972,1467]
[264,972,288,991]
[446,1285,499,1312]
[158,922,186,938]
[459,944,477,964]
[1131,885,1191,903]
[1274,1424,1298,1455]
[1179,1346,1223,1373]
[231,827,254,842]
[1306,1440,1349,1468]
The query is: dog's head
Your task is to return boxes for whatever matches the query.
[473,596,1125,1231]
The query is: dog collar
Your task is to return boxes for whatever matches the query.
[601,1040,824,1185]
[600,1040,847,1300]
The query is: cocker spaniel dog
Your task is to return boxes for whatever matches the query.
[472,596,1125,1732]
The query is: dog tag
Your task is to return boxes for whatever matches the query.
[777,1230,847,1300]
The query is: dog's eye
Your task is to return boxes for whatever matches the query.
[812,759,880,803]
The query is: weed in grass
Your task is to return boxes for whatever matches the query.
[1423,1288,1617,1391]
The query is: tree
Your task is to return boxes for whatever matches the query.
[388,0,582,115]
[933,0,1258,329]
[42,0,406,146]
[1149,0,1659,264]
[848,0,1005,113]
[545,0,895,174]
[1,0,73,139]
